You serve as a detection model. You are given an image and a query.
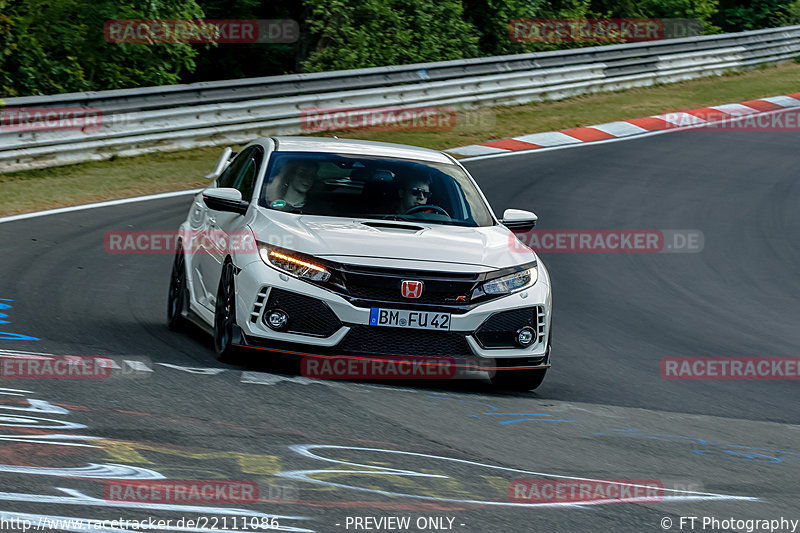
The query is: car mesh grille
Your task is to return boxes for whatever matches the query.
[264,288,341,337]
[475,306,546,348]
[338,264,479,305]
[338,325,472,357]
[345,284,470,304]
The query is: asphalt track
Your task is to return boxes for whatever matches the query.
[1,118,799,532]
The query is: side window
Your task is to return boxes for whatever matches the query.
[217,148,252,189]
[217,146,262,192]
[231,146,263,202]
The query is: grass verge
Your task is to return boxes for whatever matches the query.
[2,62,800,217]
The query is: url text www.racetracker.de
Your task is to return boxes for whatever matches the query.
[0,515,281,531]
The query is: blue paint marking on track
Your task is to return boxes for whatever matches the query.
[428,397,795,462]
[499,418,577,425]
[587,428,800,464]
[483,413,553,416]
[426,396,576,424]
[0,299,40,341]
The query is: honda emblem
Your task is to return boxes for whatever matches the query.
[401,280,423,299]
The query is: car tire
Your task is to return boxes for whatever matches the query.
[214,260,241,362]
[167,246,189,331]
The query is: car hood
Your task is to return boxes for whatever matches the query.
[250,211,536,270]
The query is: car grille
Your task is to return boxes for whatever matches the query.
[335,264,481,306]
[338,325,472,357]
[474,306,546,349]
[263,288,341,337]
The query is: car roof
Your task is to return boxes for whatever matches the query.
[266,136,454,164]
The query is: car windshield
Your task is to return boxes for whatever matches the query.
[258,152,495,227]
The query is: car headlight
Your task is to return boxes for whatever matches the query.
[258,243,331,282]
[482,264,538,295]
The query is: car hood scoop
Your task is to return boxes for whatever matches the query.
[359,221,425,233]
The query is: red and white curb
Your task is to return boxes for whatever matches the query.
[446,93,800,157]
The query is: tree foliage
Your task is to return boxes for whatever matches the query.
[182,0,300,83]
[713,0,798,30]
[1,0,202,97]
[301,0,480,72]
[0,0,796,97]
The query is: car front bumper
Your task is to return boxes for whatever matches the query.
[232,259,552,372]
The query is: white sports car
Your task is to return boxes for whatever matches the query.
[168,137,552,390]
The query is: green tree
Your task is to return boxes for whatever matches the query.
[713,0,794,30]
[185,0,300,82]
[591,0,720,33]
[780,0,800,24]
[302,0,480,72]
[0,0,203,97]
[468,0,597,55]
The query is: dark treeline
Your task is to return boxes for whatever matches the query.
[1,0,798,97]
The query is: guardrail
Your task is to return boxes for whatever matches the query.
[2,25,799,172]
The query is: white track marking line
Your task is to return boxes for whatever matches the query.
[447,145,508,156]
[240,371,324,385]
[156,363,226,375]
[513,131,582,146]
[0,189,202,224]
[712,103,761,115]
[761,95,800,107]
[591,121,648,136]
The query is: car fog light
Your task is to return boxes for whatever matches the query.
[266,309,288,331]
[516,326,535,347]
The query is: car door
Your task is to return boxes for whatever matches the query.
[209,146,263,284]
[193,146,261,311]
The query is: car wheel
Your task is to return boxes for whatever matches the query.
[167,246,189,331]
[214,260,240,362]
[490,368,547,391]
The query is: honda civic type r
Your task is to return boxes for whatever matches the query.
[167,137,552,390]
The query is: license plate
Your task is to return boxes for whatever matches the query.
[369,308,451,331]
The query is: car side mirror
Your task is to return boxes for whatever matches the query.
[501,208,538,230]
[205,147,234,180]
[203,188,249,215]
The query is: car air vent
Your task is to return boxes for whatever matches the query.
[360,221,425,232]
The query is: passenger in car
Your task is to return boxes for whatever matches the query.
[265,160,320,210]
